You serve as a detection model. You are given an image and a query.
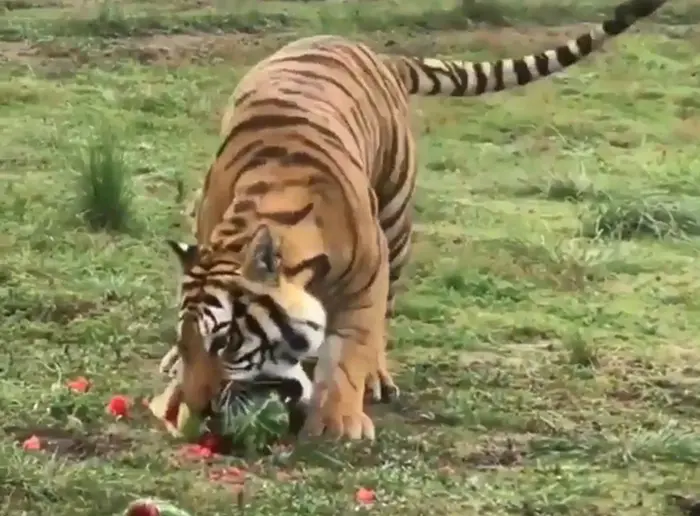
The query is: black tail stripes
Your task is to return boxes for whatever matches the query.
[393,0,666,97]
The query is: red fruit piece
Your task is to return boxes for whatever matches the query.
[177,444,213,462]
[22,435,42,451]
[66,376,91,393]
[198,432,222,454]
[125,502,160,516]
[208,466,246,484]
[355,487,376,505]
[107,395,130,418]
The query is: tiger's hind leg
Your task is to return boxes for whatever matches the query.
[360,234,407,405]
[365,221,412,405]
[365,276,403,405]
[365,345,399,404]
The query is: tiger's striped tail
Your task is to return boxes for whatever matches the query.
[391,0,666,97]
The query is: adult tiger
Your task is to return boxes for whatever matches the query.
[160,0,666,441]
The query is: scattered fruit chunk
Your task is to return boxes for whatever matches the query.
[176,443,214,461]
[108,395,130,418]
[148,381,202,441]
[66,376,91,393]
[208,466,246,484]
[123,498,193,516]
[22,435,42,451]
[355,487,376,505]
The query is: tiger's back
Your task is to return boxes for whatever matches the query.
[212,34,417,271]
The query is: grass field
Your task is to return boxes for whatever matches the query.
[2,0,700,514]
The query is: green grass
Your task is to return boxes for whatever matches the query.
[2,0,700,515]
[0,0,697,41]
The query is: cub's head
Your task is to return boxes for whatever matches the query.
[166,224,326,417]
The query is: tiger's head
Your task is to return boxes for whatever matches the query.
[166,224,327,417]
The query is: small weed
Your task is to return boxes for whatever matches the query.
[564,332,599,368]
[489,236,614,290]
[539,236,617,288]
[514,176,606,203]
[86,0,131,36]
[580,199,700,240]
[75,127,134,233]
[459,0,508,25]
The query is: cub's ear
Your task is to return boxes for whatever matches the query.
[241,225,279,284]
[166,240,198,271]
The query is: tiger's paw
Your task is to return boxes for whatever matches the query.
[304,407,376,441]
[303,385,375,441]
[379,382,400,404]
[366,370,400,405]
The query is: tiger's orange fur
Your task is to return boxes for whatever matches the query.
[163,0,666,440]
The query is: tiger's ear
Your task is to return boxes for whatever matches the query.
[241,225,279,284]
[166,240,198,271]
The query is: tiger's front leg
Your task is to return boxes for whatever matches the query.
[303,248,390,441]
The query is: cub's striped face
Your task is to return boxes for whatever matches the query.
[166,226,327,416]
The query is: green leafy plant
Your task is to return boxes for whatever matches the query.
[75,126,135,233]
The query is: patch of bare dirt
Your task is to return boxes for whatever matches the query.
[452,435,526,469]
[598,352,700,421]
[5,425,131,460]
[0,41,83,78]
[0,289,124,324]
[1,0,59,9]
[380,23,603,57]
[94,33,294,67]
[0,32,296,74]
[4,0,210,11]
[0,24,615,74]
